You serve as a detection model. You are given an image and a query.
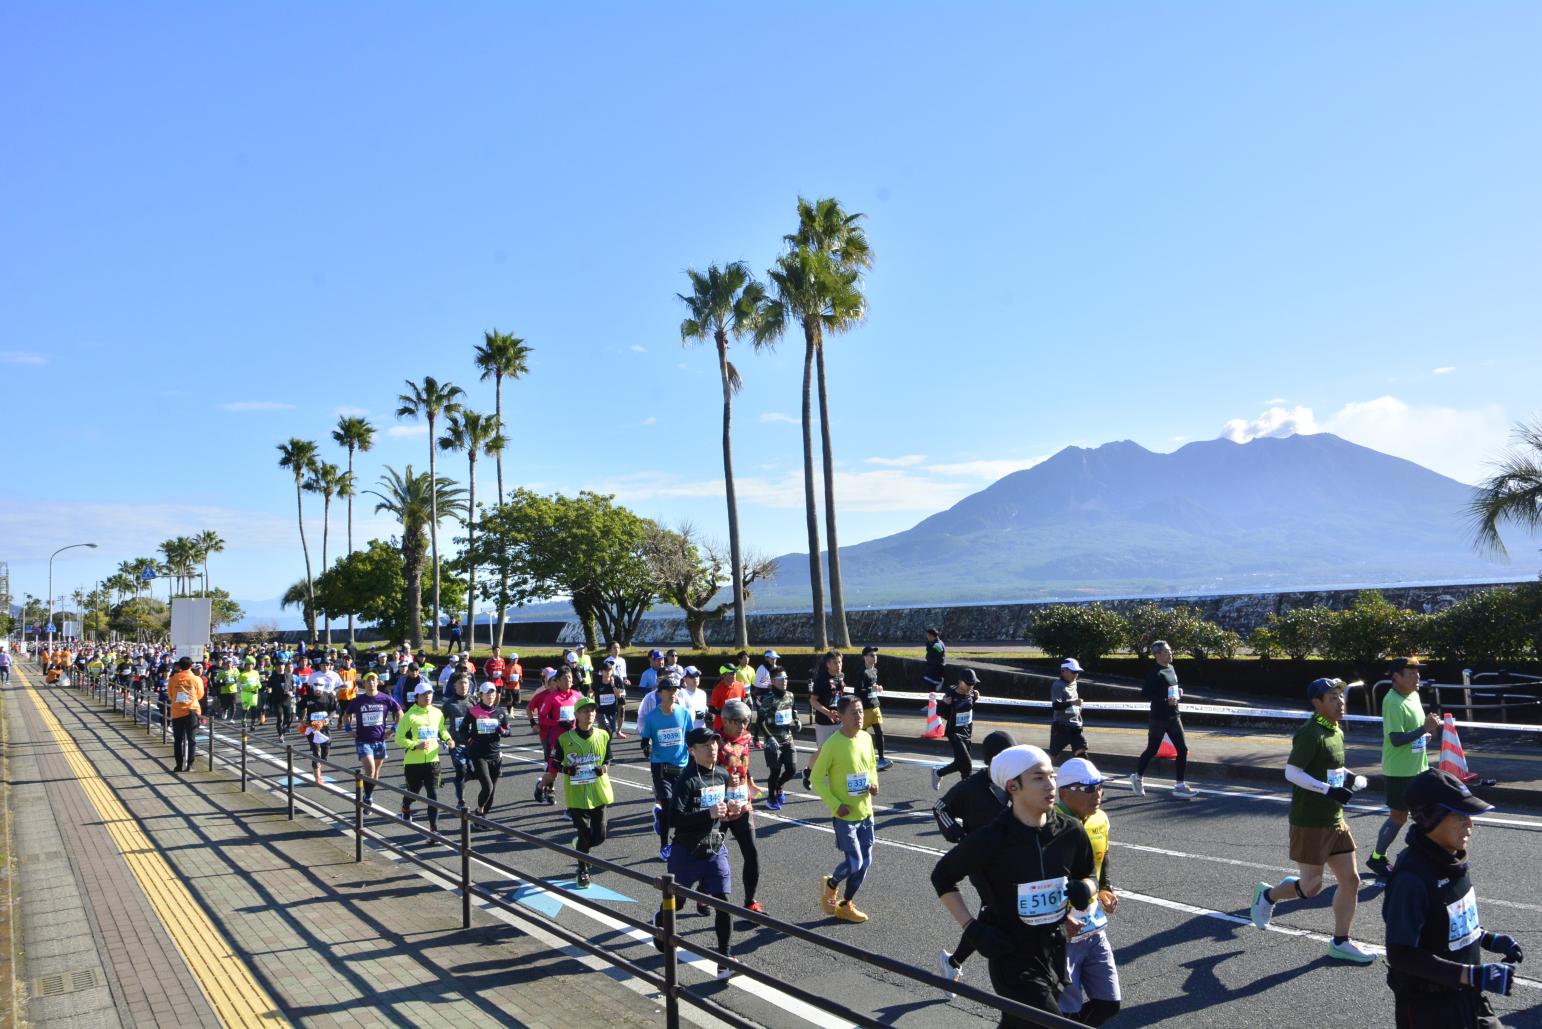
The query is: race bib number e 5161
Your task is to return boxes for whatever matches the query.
[1017,876,1068,926]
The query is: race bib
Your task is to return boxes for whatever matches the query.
[699,785,725,810]
[476,718,500,735]
[846,772,870,795]
[310,712,326,723]
[1325,767,1347,789]
[1017,876,1068,926]
[841,686,855,696]
[1167,684,1180,701]
[955,710,973,728]
[570,764,598,785]
[1447,888,1482,950]
[726,785,749,804]
[1411,736,1427,752]
[1072,898,1110,938]
[417,727,435,741]
[175,691,191,704]
[559,705,575,723]
[655,727,683,749]
[599,693,616,705]
[774,708,793,726]
[361,710,384,727]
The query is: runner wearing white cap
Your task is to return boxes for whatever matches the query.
[1048,659,1089,761]
[1055,757,1121,1026]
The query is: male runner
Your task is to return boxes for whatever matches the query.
[719,699,763,913]
[343,672,402,808]
[1369,656,1441,879]
[441,674,475,808]
[638,674,693,860]
[167,657,205,773]
[854,645,891,771]
[1130,641,1196,800]
[757,669,800,810]
[555,696,613,888]
[655,726,741,979]
[811,695,880,923]
[922,628,947,693]
[933,730,1017,990]
[1055,758,1121,1026]
[1048,658,1090,761]
[932,668,980,791]
[751,649,781,749]
[802,650,843,790]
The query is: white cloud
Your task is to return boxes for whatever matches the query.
[1432,366,1456,375]
[759,412,798,425]
[641,416,657,426]
[387,424,428,438]
[334,405,370,416]
[1220,405,1318,443]
[220,401,295,412]
[0,500,297,557]
[629,345,647,353]
[1264,397,1287,405]
[925,456,1049,479]
[1322,396,1508,484]
[0,351,46,365]
[865,454,927,467]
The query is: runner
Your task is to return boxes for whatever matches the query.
[922,627,947,692]
[461,682,510,821]
[1130,641,1196,801]
[931,744,1098,1025]
[238,658,263,732]
[718,699,763,913]
[1369,656,1442,879]
[1055,758,1122,1026]
[483,646,506,693]
[532,665,582,805]
[596,658,622,735]
[441,674,475,809]
[213,656,240,721]
[268,659,295,740]
[1248,677,1376,964]
[502,650,523,714]
[605,643,629,739]
[810,695,880,923]
[801,651,843,791]
[0,648,11,685]
[167,656,205,774]
[933,730,1017,990]
[931,669,980,792]
[756,669,800,811]
[677,666,710,731]
[708,661,748,733]
[1047,658,1090,761]
[298,675,340,787]
[343,672,402,808]
[654,725,741,980]
[634,649,665,755]
[554,696,613,888]
[638,673,693,860]
[751,649,781,749]
[1382,768,1522,1028]
[855,645,891,771]
[395,683,453,831]
[574,643,595,696]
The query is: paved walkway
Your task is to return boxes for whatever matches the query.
[2,662,675,1028]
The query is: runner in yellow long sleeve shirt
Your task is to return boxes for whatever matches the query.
[810,695,879,923]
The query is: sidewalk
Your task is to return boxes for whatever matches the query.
[2,663,675,1029]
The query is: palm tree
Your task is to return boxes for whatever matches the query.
[280,578,316,641]
[783,196,873,649]
[277,438,320,644]
[196,530,224,595]
[439,410,506,644]
[753,246,867,651]
[679,262,767,650]
[331,415,375,646]
[304,461,347,646]
[396,377,465,649]
[366,465,467,651]
[158,537,199,594]
[474,330,531,650]
[1472,415,1542,556]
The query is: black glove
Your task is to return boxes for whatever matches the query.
[1325,786,1354,805]
[963,919,1013,960]
[1483,933,1525,964]
[1474,963,1514,996]
[1066,877,1096,911]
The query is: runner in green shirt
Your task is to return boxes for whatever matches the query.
[1369,656,1442,879]
[555,698,614,888]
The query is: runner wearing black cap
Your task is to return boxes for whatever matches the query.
[856,646,891,771]
[933,729,1016,992]
[931,669,980,792]
[1383,768,1521,1028]
[1370,656,1441,879]
[922,628,947,692]
[801,651,843,791]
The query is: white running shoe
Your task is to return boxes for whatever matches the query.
[1327,938,1377,965]
[930,766,942,792]
[1129,773,1145,797]
[936,950,962,999]
[1172,782,1198,801]
[1250,881,1274,930]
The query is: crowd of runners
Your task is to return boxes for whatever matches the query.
[8,632,1524,1029]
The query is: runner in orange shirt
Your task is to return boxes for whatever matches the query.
[167,657,206,773]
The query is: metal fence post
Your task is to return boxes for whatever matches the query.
[660,873,679,1028]
[208,717,215,772]
[1462,668,1474,724]
[162,700,168,745]
[241,732,248,791]
[286,745,295,820]
[355,776,364,863]
[460,809,472,929]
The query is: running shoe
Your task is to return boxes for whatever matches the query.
[930,766,942,792]
[1366,854,1391,880]
[716,961,734,980]
[776,791,787,807]
[1327,939,1377,965]
[696,902,709,917]
[1172,783,1198,801]
[766,795,783,812]
[936,950,962,998]
[821,875,839,914]
[659,843,672,862]
[746,901,765,914]
[834,900,868,923]
[1249,881,1274,929]
[652,804,662,837]
[532,780,545,804]
[877,758,893,771]
[1129,773,1145,797]
[802,769,811,791]
[576,869,591,890]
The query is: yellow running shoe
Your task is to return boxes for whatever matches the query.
[821,875,838,914]
[834,900,868,923]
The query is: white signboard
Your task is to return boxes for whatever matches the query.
[62,621,81,638]
[171,597,213,662]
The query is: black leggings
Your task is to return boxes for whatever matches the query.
[727,814,760,905]
[650,764,679,845]
[172,713,198,768]
[403,762,442,826]
[938,734,973,780]
[764,737,797,795]
[473,756,502,813]
[569,807,607,862]
[1135,714,1189,782]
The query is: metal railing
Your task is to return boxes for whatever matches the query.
[57,663,1080,1029]
[1367,671,1542,727]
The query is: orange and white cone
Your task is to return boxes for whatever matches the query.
[1439,713,1481,785]
[922,693,946,739]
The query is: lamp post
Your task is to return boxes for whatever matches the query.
[47,543,98,648]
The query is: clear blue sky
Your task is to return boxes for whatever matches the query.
[5,3,1540,624]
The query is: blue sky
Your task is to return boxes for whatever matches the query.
[4,3,1541,624]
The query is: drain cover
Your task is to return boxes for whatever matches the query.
[34,967,100,996]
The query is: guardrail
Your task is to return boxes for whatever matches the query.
[55,664,1081,1029]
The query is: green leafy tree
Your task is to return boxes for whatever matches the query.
[1268,607,1336,661]
[365,465,467,651]
[1123,602,1204,659]
[1323,591,1432,679]
[396,376,465,650]
[1187,620,1243,662]
[474,329,532,647]
[1429,584,1540,665]
[439,409,506,639]
[111,597,170,640]
[195,530,225,595]
[276,438,320,643]
[1470,415,1542,557]
[314,539,464,645]
[332,414,376,646]
[1247,624,1284,662]
[645,522,777,649]
[1028,604,1130,667]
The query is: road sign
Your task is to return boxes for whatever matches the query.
[141,568,156,581]
[44,623,57,633]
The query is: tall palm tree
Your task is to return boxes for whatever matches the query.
[331,415,375,646]
[753,247,866,650]
[396,377,464,650]
[1472,415,1542,556]
[679,261,767,650]
[439,409,506,644]
[474,331,532,649]
[280,578,316,641]
[783,196,873,649]
[277,438,320,644]
[366,465,467,650]
[304,461,346,646]
[196,529,224,595]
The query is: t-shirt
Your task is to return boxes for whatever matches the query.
[855,667,882,709]
[1287,715,1348,828]
[809,730,878,821]
[810,667,840,726]
[1143,666,1180,719]
[677,686,709,729]
[939,689,975,741]
[640,705,693,767]
[708,678,748,732]
[1051,677,1082,728]
[1381,688,1430,779]
[345,693,403,744]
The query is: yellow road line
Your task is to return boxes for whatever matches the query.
[16,665,285,1026]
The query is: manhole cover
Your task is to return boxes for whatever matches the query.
[34,967,100,996]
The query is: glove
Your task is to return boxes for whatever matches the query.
[1474,963,1514,995]
[1066,878,1096,911]
[963,919,1013,960]
[1484,933,1525,964]
[1325,786,1355,805]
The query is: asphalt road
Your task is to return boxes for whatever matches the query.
[138,696,1542,1028]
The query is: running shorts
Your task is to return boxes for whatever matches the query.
[1289,822,1356,866]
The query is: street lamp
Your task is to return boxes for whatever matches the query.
[47,543,97,648]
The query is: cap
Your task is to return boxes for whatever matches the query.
[771,668,788,680]
[649,649,665,660]
[602,657,616,668]
[981,730,1017,762]
[1406,768,1494,816]
[564,650,577,663]
[362,672,378,682]
[990,744,1051,792]
[575,696,597,712]
[541,667,557,682]
[1060,658,1083,673]
[478,682,497,694]
[682,665,701,678]
[685,726,720,746]
[1387,656,1423,675]
[763,650,779,660]
[925,626,940,635]
[509,652,519,661]
[656,673,680,691]
[1058,757,1109,788]
[958,668,980,686]
[1308,677,1346,700]
[575,643,586,650]
[413,683,433,697]
[862,645,880,656]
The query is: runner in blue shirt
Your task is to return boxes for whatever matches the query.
[638,673,694,861]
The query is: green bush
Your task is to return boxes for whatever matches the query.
[1322,591,1431,676]
[1270,607,1335,661]
[1123,602,1204,657]
[1247,624,1284,661]
[1188,620,1243,661]
[1028,604,1129,667]
[1430,585,1539,665]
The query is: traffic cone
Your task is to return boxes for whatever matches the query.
[1156,734,1178,760]
[922,693,946,739]
[1439,714,1481,785]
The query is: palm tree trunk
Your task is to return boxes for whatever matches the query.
[428,416,442,652]
[404,534,424,651]
[718,330,748,650]
[295,479,316,645]
[815,342,850,649]
[800,325,828,650]
[465,454,477,646]
[321,495,332,648]
[494,374,507,651]
[346,444,357,647]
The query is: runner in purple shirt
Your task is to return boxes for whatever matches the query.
[344,672,403,808]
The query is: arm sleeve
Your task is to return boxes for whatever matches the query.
[1099,847,1113,892]
[1284,764,1330,794]
[931,829,986,897]
[1388,728,1429,747]
[1385,944,1467,989]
